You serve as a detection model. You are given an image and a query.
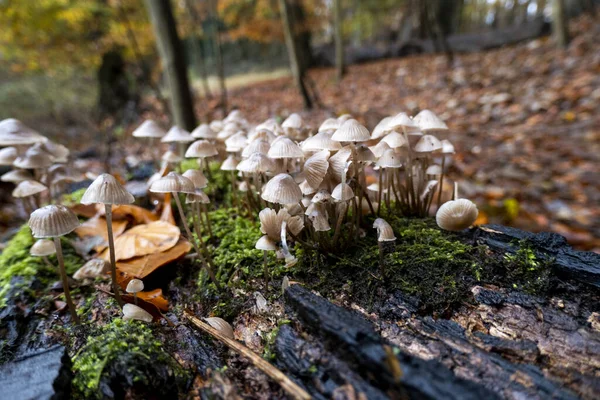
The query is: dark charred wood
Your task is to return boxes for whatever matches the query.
[474,224,600,287]
[283,284,499,400]
[0,345,72,400]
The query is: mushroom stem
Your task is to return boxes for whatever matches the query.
[42,256,54,269]
[134,293,138,305]
[204,157,213,180]
[378,241,385,277]
[230,170,237,208]
[53,237,79,324]
[436,156,446,210]
[453,182,458,201]
[173,193,220,289]
[202,203,213,241]
[332,202,347,246]
[105,204,124,306]
[377,168,383,216]
[263,250,269,290]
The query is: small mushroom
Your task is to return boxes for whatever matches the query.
[73,258,110,281]
[29,205,80,323]
[81,174,135,305]
[126,279,144,305]
[436,183,479,231]
[30,239,56,269]
[373,218,396,276]
[122,303,153,322]
[204,317,234,339]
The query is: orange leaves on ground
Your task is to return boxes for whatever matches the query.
[101,220,180,262]
[75,216,128,242]
[138,289,169,311]
[100,204,159,224]
[115,238,191,280]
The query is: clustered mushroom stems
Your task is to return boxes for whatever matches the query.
[172,191,220,289]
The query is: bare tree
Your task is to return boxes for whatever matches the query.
[334,0,345,82]
[278,0,313,109]
[144,0,196,130]
[552,0,569,48]
[208,0,227,117]
[184,0,212,101]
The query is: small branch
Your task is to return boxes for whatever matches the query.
[183,309,311,400]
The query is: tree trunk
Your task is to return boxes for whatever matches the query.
[278,0,313,109]
[144,0,196,131]
[334,0,345,82]
[537,0,547,17]
[184,0,212,101]
[208,0,227,117]
[552,0,569,48]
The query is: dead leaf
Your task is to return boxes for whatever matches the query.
[101,220,180,261]
[70,204,98,218]
[75,216,128,241]
[138,288,169,311]
[98,204,159,224]
[115,238,191,279]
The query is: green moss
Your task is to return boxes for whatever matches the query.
[0,225,83,308]
[262,319,290,361]
[503,243,551,293]
[72,318,188,399]
[61,188,87,206]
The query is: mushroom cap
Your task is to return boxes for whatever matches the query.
[224,132,248,152]
[1,169,33,183]
[185,190,210,204]
[426,164,442,175]
[191,123,218,139]
[162,150,183,163]
[73,258,110,280]
[371,116,393,139]
[161,126,194,143]
[377,149,403,168]
[301,132,342,152]
[369,141,391,158]
[355,144,376,163]
[236,152,275,174]
[337,114,353,123]
[386,112,418,132]
[441,139,455,154]
[327,146,353,181]
[414,135,443,153]
[182,169,208,189]
[331,182,354,202]
[311,189,333,204]
[413,109,448,132]
[268,137,304,159]
[0,118,47,146]
[209,119,224,132]
[217,122,239,140]
[29,205,80,238]
[126,278,144,294]
[281,113,303,130]
[186,140,218,158]
[13,146,53,169]
[80,173,135,205]
[299,180,317,195]
[373,218,396,241]
[381,131,408,148]
[248,128,276,143]
[261,174,302,205]
[220,155,239,171]
[12,180,47,198]
[41,141,69,163]
[318,117,340,133]
[204,317,235,339]
[30,239,56,256]
[122,303,153,322]
[0,147,18,166]
[303,150,329,188]
[308,209,331,231]
[331,119,370,142]
[241,139,270,158]
[420,180,439,201]
[149,172,195,194]
[132,120,166,138]
[436,199,479,231]
[256,235,278,251]
[259,207,303,240]
[225,109,244,122]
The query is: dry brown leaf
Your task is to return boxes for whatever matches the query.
[115,238,191,279]
[70,204,98,218]
[97,204,160,224]
[101,220,180,261]
[75,216,128,252]
[138,288,169,311]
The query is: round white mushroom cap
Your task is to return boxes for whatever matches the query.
[126,279,144,294]
[122,303,153,322]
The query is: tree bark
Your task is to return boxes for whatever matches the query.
[334,0,345,82]
[208,0,227,117]
[552,0,570,48]
[278,0,313,109]
[144,0,196,131]
[184,0,212,101]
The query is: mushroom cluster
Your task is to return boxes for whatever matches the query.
[0,118,83,213]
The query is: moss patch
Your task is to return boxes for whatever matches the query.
[503,242,551,294]
[60,188,87,206]
[0,224,82,308]
[72,318,189,399]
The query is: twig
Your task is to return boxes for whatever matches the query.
[183,309,311,400]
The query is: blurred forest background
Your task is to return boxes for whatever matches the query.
[0,0,598,250]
